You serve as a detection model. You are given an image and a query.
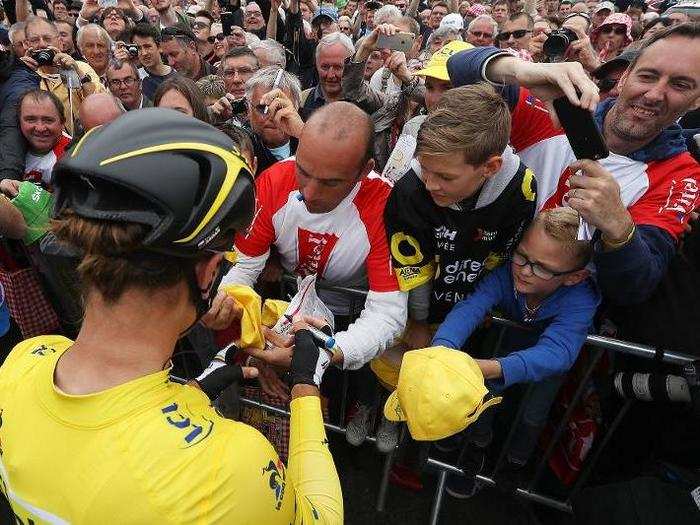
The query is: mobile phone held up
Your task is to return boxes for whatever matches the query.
[552,96,609,160]
[221,10,243,36]
[376,32,415,53]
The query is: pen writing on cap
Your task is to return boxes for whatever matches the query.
[263,68,284,116]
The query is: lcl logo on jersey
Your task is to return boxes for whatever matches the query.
[161,402,214,448]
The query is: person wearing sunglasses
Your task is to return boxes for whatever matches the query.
[590,13,633,61]
[192,11,218,66]
[466,15,498,47]
[497,12,534,52]
[208,23,228,64]
[432,206,598,498]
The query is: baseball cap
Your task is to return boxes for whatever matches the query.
[415,40,473,81]
[383,346,502,441]
[312,5,339,24]
[594,1,615,13]
[440,13,464,31]
[591,48,639,79]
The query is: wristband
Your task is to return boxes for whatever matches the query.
[602,224,635,250]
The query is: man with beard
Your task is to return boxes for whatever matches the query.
[447,23,700,305]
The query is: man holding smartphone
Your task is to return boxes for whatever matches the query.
[446,23,700,306]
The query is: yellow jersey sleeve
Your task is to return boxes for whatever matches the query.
[288,396,343,524]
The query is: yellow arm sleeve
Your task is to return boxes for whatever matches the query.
[287,396,343,524]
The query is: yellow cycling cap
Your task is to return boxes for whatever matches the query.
[414,41,474,81]
[383,346,501,441]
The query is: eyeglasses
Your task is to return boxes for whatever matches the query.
[245,10,263,17]
[192,21,211,30]
[469,30,494,38]
[498,29,532,40]
[221,66,258,78]
[253,103,268,115]
[207,33,226,43]
[511,251,581,280]
[108,77,138,88]
[601,25,627,35]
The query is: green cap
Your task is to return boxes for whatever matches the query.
[11,181,55,245]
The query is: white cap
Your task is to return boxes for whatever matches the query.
[440,13,464,31]
[594,1,616,13]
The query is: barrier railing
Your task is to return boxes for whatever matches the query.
[243,277,697,523]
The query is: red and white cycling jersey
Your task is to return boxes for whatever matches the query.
[224,158,406,370]
[511,89,700,240]
[23,133,71,188]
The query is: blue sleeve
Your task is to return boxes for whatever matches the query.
[495,283,599,388]
[593,225,675,305]
[446,47,520,110]
[431,265,509,349]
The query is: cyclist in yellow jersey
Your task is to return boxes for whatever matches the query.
[0,108,343,524]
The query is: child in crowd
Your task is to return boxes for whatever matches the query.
[432,206,601,498]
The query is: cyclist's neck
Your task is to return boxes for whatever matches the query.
[54,288,189,395]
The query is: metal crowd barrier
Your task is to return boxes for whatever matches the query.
[242,278,697,524]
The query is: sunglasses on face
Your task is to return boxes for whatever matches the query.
[601,25,626,35]
[469,30,493,38]
[497,29,531,40]
[207,33,226,43]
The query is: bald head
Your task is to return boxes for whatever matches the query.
[79,93,125,131]
[304,102,374,165]
[296,102,375,213]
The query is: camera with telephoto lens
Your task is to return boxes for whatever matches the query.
[127,45,138,58]
[543,28,578,58]
[31,48,56,66]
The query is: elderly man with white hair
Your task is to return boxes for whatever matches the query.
[76,23,113,81]
[250,39,287,68]
[299,32,355,119]
[466,14,498,46]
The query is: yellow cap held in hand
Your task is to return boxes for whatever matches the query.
[414,41,474,81]
[383,346,501,441]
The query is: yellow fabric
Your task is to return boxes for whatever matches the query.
[415,41,474,81]
[220,284,265,350]
[0,336,343,524]
[393,261,436,291]
[37,61,106,135]
[383,346,501,441]
[262,299,290,327]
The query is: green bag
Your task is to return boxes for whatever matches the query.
[11,181,55,245]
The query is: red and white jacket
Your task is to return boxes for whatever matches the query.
[23,133,71,189]
[511,89,699,241]
[222,158,407,370]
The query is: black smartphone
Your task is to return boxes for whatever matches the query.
[221,10,243,36]
[552,96,609,160]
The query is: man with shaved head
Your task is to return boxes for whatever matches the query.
[78,93,125,132]
[215,101,407,425]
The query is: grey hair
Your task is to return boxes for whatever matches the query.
[315,32,354,62]
[107,59,140,80]
[249,39,286,68]
[77,23,113,52]
[374,4,402,25]
[196,74,227,99]
[468,15,498,34]
[427,26,462,46]
[245,66,302,109]
[8,22,26,44]
[244,31,261,46]
[244,1,261,12]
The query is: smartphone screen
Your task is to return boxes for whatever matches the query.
[553,96,609,160]
[221,10,243,36]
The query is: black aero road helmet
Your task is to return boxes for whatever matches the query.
[53,108,255,258]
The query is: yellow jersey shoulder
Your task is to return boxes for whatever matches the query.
[0,335,72,382]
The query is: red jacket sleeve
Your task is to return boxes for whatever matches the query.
[510,88,564,153]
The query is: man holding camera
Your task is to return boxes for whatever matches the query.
[20,16,104,135]
[447,23,700,305]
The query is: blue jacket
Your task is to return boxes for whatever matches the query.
[446,47,685,306]
[0,61,40,182]
[432,265,600,388]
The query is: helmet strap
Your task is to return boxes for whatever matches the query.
[179,261,225,337]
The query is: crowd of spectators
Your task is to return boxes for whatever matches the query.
[0,0,699,518]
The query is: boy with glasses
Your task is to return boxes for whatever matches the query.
[432,206,599,498]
